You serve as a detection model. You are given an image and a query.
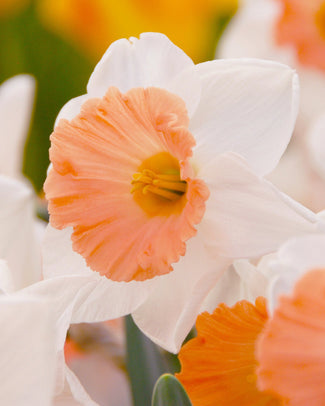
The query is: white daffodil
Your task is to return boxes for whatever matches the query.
[218,0,325,134]
[0,76,44,290]
[255,233,325,404]
[38,32,321,353]
[0,75,35,180]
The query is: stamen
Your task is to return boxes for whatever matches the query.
[131,167,187,201]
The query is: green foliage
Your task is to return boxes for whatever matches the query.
[151,374,192,406]
[0,3,92,191]
[125,315,167,406]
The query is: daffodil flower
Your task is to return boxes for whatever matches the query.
[41,33,320,353]
[256,234,325,405]
[218,0,325,133]
[0,75,46,290]
[177,233,325,406]
[0,75,35,180]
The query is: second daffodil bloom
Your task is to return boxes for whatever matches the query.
[43,33,320,352]
[177,234,325,406]
[218,0,325,134]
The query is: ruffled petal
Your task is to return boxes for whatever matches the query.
[190,58,299,176]
[87,33,194,96]
[0,75,35,179]
[198,152,319,259]
[177,297,282,406]
[132,232,231,353]
[46,86,208,282]
[0,296,56,405]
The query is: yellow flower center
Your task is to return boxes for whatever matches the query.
[316,1,325,40]
[131,151,188,217]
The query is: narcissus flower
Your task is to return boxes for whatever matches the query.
[0,75,45,290]
[256,234,325,405]
[275,0,325,71]
[177,234,325,406]
[218,0,325,133]
[0,75,35,180]
[42,33,319,352]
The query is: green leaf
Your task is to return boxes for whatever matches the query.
[125,315,167,406]
[152,374,192,406]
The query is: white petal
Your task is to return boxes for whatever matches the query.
[87,33,194,96]
[55,36,200,125]
[217,0,295,65]
[266,141,310,207]
[165,65,201,118]
[298,68,325,132]
[39,225,158,349]
[132,233,231,353]
[0,175,42,289]
[308,112,325,178]
[275,234,325,276]
[266,234,325,313]
[54,94,90,127]
[190,58,299,176]
[68,353,132,406]
[23,274,153,352]
[0,260,15,294]
[199,152,319,259]
[43,225,93,278]
[0,296,56,405]
[53,366,99,406]
[0,75,35,179]
[201,260,269,312]
[199,264,245,311]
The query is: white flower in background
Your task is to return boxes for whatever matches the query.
[218,0,325,212]
[255,233,325,404]
[218,0,325,135]
[0,75,35,180]
[35,32,322,353]
[0,75,44,290]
